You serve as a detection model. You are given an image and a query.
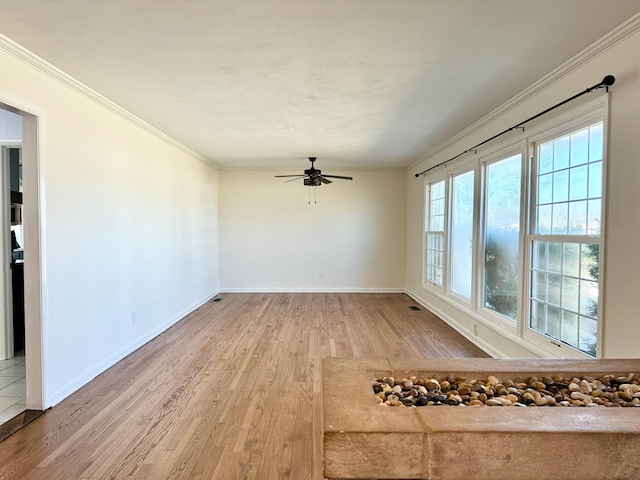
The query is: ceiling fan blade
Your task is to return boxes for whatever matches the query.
[283,175,309,183]
[275,174,306,177]
[319,176,332,184]
[322,174,353,180]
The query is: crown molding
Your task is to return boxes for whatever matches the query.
[408,12,640,172]
[220,165,406,173]
[0,33,217,168]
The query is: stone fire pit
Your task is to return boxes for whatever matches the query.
[322,357,640,480]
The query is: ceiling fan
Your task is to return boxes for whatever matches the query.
[275,157,353,186]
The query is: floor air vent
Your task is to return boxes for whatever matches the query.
[212,298,222,303]
[409,305,420,311]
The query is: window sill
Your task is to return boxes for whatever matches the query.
[410,285,590,360]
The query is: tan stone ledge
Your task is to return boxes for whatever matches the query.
[322,357,640,480]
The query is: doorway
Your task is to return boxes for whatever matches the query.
[0,111,25,425]
[0,102,43,428]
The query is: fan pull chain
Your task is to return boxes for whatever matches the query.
[308,187,318,204]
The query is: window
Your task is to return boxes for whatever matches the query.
[450,170,474,299]
[422,102,605,358]
[483,154,521,320]
[529,241,599,355]
[425,180,445,286]
[528,121,603,356]
[534,123,602,236]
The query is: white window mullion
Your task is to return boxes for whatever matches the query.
[474,160,488,315]
[470,162,481,311]
[516,139,532,338]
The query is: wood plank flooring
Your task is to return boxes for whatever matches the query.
[0,293,488,479]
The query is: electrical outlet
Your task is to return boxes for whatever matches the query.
[319,272,324,280]
[132,311,137,324]
[473,323,478,336]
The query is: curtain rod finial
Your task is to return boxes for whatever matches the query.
[602,75,615,87]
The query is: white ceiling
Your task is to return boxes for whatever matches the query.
[1,1,639,169]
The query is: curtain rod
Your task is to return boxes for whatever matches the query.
[415,75,615,178]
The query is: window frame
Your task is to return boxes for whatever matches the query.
[420,96,607,359]
[522,107,607,358]
[477,145,524,333]
[423,174,447,290]
[446,160,478,306]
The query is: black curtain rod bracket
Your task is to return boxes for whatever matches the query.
[415,75,615,178]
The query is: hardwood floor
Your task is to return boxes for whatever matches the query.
[0,293,488,479]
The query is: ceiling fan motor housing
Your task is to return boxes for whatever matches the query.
[274,157,351,185]
[304,177,322,187]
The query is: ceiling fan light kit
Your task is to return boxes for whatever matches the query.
[275,157,353,187]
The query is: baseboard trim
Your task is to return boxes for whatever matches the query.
[405,290,508,359]
[46,289,220,407]
[220,287,405,293]
[405,289,552,359]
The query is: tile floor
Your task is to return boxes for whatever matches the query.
[0,353,26,425]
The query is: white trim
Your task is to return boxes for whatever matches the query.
[597,95,610,358]
[226,166,406,173]
[422,176,447,291]
[524,97,606,146]
[407,290,528,359]
[523,327,595,360]
[0,148,13,361]
[522,106,607,359]
[406,288,578,359]
[409,12,640,173]
[0,34,216,169]
[220,287,405,293]
[445,165,476,304]
[47,289,220,407]
[517,136,532,340]
[22,113,45,410]
[477,141,522,167]
[476,149,523,334]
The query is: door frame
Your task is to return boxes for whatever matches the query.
[0,99,44,411]
[0,146,14,361]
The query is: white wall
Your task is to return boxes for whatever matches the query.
[0,41,220,407]
[406,17,640,359]
[220,169,406,292]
